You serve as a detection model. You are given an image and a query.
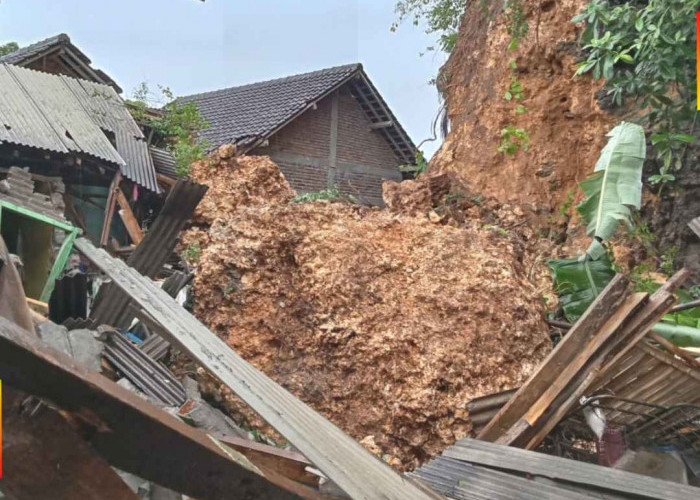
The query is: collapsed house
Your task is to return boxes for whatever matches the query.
[0,32,699,500]
[178,64,415,205]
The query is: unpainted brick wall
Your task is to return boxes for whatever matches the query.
[252,84,402,205]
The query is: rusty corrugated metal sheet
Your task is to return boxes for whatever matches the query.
[89,179,207,328]
[61,77,160,193]
[0,64,159,192]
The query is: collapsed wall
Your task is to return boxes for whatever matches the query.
[181,150,552,470]
[431,0,613,209]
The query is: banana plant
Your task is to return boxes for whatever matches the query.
[577,121,646,260]
[549,122,645,322]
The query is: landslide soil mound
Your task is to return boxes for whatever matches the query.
[182,152,552,470]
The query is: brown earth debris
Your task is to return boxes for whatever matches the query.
[182,151,552,470]
[431,0,615,209]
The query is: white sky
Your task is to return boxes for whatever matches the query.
[0,0,447,158]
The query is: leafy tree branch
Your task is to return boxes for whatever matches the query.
[127,82,209,177]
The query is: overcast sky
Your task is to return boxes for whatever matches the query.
[0,0,446,158]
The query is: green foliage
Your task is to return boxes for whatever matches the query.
[504,74,525,102]
[627,215,655,254]
[0,41,18,57]
[127,83,210,177]
[392,0,465,53]
[548,254,616,322]
[504,0,529,51]
[573,0,698,185]
[290,186,357,204]
[630,262,658,293]
[181,243,201,263]
[498,125,529,155]
[659,245,679,275]
[558,188,576,217]
[576,122,646,259]
[399,150,429,178]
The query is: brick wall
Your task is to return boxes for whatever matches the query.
[335,87,399,171]
[251,84,403,205]
[265,96,332,159]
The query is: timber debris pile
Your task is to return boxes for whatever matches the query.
[182,150,552,469]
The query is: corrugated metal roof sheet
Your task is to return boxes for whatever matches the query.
[0,64,160,192]
[90,179,207,328]
[149,145,177,179]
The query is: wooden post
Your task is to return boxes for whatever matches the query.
[100,171,121,247]
[115,188,143,245]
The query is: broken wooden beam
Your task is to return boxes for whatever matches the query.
[75,237,441,500]
[497,292,646,448]
[2,386,139,500]
[0,316,308,500]
[481,269,691,449]
[478,275,630,442]
[115,187,144,244]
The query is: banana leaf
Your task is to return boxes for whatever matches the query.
[652,322,700,348]
[548,254,615,323]
[662,289,700,328]
[577,122,646,260]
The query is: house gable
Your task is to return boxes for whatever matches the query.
[252,83,402,205]
[0,34,121,93]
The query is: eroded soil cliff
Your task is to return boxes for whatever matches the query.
[432,0,614,210]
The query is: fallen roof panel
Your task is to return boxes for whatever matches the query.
[0,315,306,500]
[0,64,160,192]
[75,236,441,500]
[441,439,699,500]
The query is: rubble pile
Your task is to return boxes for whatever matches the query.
[182,150,552,470]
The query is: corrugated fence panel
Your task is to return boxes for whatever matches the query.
[89,179,207,328]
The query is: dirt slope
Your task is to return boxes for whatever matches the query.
[431,0,614,209]
[181,152,551,470]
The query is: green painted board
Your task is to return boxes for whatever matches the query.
[40,229,79,302]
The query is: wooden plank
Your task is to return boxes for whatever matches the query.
[522,286,682,449]
[0,315,311,500]
[649,332,700,369]
[595,270,686,386]
[215,433,319,487]
[74,238,440,500]
[25,297,49,315]
[445,439,698,500]
[497,293,646,447]
[115,188,143,244]
[478,275,630,442]
[2,386,139,500]
[157,172,177,187]
[100,171,121,247]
